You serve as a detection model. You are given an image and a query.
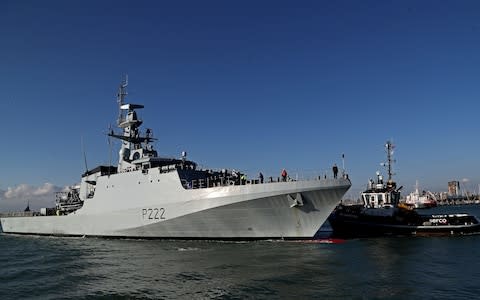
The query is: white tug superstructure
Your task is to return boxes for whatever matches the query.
[1,79,351,239]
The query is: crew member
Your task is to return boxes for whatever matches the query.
[241,174,247,185]
[332,164,338,179]
[281,169,287,182]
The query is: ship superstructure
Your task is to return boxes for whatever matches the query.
[1,79,351,239]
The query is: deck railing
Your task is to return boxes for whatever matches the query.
[181,172,350,190]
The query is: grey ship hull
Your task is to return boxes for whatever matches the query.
[1,172,350,239]
[118,185,348,239]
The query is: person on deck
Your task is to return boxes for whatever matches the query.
[281,169,287,182]
[241,174,247,185]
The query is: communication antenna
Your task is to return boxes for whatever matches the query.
[107,124,114,176]
[81,136,88,172]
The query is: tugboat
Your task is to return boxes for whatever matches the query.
[328,141,480,237]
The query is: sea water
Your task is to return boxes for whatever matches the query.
[1,205,480,299]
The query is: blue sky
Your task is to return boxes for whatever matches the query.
[1,0,480,209]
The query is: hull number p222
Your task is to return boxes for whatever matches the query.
[142,208,166,220]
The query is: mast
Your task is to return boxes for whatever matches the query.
[384,140,395,181]
[108,76,157,172]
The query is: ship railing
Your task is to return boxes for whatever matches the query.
[160,164,177,172]
[181,171,348,190]
[57,202,83,211]
[0,211,40,218]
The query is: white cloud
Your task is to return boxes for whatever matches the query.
[0,183,63,212]
[4,183,56,199]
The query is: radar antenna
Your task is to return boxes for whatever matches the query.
[117,74,128,126]
[81,136,88,173]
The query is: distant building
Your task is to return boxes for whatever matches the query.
[448,181,460,196]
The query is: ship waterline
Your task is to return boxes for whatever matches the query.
[0,78,351,239]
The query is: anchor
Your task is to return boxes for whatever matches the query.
[288,193,304,208]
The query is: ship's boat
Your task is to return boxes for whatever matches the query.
[1,78,351,239]
[328,141,480,238]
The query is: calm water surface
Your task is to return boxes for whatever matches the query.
[1,205,480,299]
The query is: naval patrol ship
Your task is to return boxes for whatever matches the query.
[1,79,351,239]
